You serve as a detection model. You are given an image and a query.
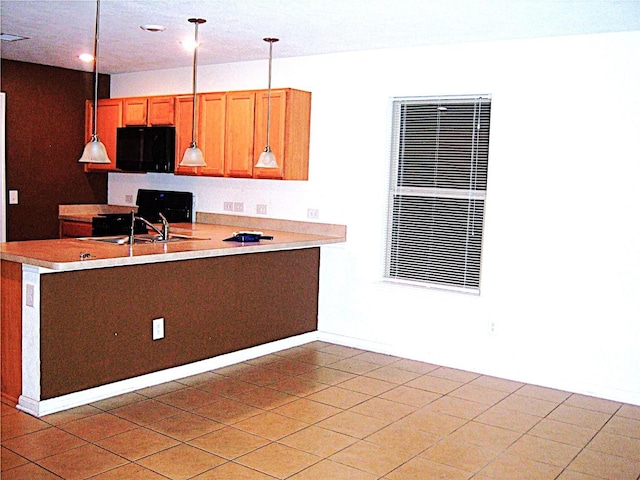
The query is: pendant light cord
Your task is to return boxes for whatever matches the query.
[191,20,199,146]
[266,39,273,150]
[92,0,101,138]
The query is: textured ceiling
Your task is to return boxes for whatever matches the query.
[1,0,640,75]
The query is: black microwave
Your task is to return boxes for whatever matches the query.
[116,126,175,173]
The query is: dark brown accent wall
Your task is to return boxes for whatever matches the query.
[39,248,320,399]
[1,60,110,241]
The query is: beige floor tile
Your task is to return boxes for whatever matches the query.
[379,385,441,408]
[617,404,640,421]
[234,366,292,386]
[1,445,29,471]
[268,376,328,397]
[421,436,500,473]
[392,358,440,374]
[289,458,377,479]
[506,433,581,467]
[146,411,223,441]
[422,395,489,420]
[1,461,65,479]
[449,383,511,406]
[429,367,481,383]
[568,448,640,480]
[58,412,137,442]
[263,359,318,376]
[299,366,356,385]
[475,404,543,433]
[353,351,400,366]
[448,421,521,450]
[317,410,390,439]
[2,426,86,461]
[40,404,102,426]
[136,381,187,398]
[547,404,612,430]
[564,393,622,414]
[601,414,640,438]
[555,471,605,480]
[349,397,416,423]
[189,426,269,459]
[90,462,168,479]
[154,387,220,410]
[198,376,259,397]
[479,452,563,479]
[175,371,223,387]
[329,357,382,375]
[233,386,298,410]
[36,444,128,480]
[90,392,148,411]
[1,411,50,441]
[364,365,422,384]
[234,411,308,440]
[96,426,179,460]
[339,376,396,396]
[400,408,468,437]
[236,442,321,478]
[111,398,182,426]
[191,461,278,479]
[137,444,226,479]
[319,344,365,358]
[587,431,640,461]
[386,456,472,480]
[283,349,345,367]
[279,425,358,457]
[306,385,370,409]
[495,394,559,417]
[192,396,263,424]
[469,375,525,393]
[272,398,341,423]
[366,423,439,455]
[330,440,414,476]
[515,384,571,403]
[406,374,463,394]
[528,418,598,447]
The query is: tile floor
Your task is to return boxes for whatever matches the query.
[1,341,640,479]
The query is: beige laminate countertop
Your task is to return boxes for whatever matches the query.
[1,213,346,272]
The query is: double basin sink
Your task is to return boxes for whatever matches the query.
[82,233,209,245]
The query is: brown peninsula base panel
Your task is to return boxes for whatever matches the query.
[39,248,320,399]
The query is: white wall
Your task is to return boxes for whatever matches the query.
[110,31,640,405]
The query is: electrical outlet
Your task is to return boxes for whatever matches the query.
[9,190,18,205]
[233,202,244,213]
[152,318,164,340]
[307,208,319,220]
[25,283,35,307]
[223,202,234,212]
[125,194,133,204]
[487,320,497,336]
[256,204,267,215]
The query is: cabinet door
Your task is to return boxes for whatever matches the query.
[224,91,255,178]
[123,97,148,126]
[173,96,199,175]
[148,96,175,125]
[199,93,226,177]
[253,89,311,180]
[84,98,122,172]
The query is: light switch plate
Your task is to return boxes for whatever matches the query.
[152,318,164,340]
[9,190,18,205]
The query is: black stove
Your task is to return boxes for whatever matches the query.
[91,189,193,237]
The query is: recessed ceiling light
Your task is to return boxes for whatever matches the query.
[140,24,166,32]
[0,33,29,42]
[79,53,94,62]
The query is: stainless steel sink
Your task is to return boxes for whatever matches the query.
[80,234,209,245]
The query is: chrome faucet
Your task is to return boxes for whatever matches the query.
[129,210,170,243]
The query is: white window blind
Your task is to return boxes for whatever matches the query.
[385,95,491,294]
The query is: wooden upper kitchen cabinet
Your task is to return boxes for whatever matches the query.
[253,88,311,181]
[224,90,256,178]
[123,96,175,126]
[173,95,199,176]
[198,92,227,177]
[84,98,122,172]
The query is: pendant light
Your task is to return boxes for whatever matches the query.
[179,18,207,167]
[79,0,110,164]
[255,37,279,169]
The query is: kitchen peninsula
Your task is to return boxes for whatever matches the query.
[0,213,346,417]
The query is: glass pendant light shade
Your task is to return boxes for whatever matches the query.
[181,142,205,166]
[79,134,111,163]
[79,0,111,164]
[179,18,207,167]
[255,37,279,169]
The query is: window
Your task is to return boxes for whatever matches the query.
[385,95,491,294]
